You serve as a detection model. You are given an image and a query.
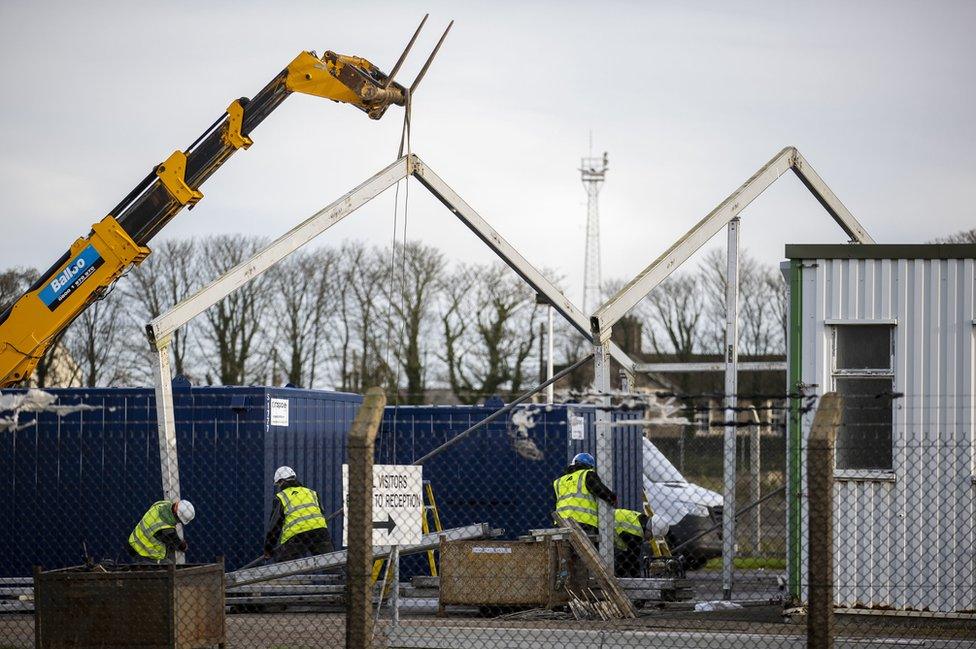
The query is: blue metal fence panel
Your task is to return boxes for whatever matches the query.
[0,385,360,576]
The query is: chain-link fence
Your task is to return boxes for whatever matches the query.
[1,385,974,648]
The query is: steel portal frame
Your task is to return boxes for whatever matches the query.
[145,153,638,525]
[589,146,875,596]
[147,145,873,579]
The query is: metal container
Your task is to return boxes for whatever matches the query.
[786,244,976,612]
[34,562,225,649]
[438,538,558,610]
[0,384,360,576]
[375,401,644,577]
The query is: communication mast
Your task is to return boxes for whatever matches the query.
[580,150,609,314]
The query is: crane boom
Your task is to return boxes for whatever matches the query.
[0,22,450,387]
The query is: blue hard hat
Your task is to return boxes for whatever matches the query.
[572,452,596,468]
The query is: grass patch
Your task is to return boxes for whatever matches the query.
[703,556,786,571]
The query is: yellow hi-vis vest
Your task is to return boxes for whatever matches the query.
[553,469,599,528]
[614,508,644,550]
[277,486,327,544]
[128,500,177,561]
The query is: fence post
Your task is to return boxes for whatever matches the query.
[807,392,842,649]
[345,387,387,649]
[750,406,762,556]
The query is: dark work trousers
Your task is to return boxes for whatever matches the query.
[579,522,600,549]
[614,540,643,578]
[273,527,333,563]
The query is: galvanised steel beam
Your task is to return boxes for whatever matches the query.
[410,157,636,373]
[635,361,786,373]
[593,147,875,334]
[146,156,411,346]
[226,523,493,587]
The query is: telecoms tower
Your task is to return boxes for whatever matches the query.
[580,151,608,314]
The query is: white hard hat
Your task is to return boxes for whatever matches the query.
[274,466,297,483]
[175,499,195,525]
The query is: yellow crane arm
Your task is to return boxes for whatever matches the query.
[0,19,451,387]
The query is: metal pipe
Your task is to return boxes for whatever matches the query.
[226,522,492,587]
[593,340,614,570]
[411,355,591,466]
[390,545,401,628]
[722,218,740,600]
[547,305,554,404]
[749,406,762,556]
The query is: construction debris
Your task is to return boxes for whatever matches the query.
[553,516,637,619]
[226,523,497,587]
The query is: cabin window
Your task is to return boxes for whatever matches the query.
[831,325,894,472]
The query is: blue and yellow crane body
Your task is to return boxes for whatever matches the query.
[0,19,449,386]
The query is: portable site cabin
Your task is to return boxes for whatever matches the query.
[0,384,361,574]
[785,243,976,613]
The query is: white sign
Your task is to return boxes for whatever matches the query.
[342,464,423,547]
[570,414,585,440]
[472,546,512,554]
[269,398,289,427]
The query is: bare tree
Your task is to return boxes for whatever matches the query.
[700,248,785,356]
[382,241,446,404]
[0,267,37,314]
[440,263,541,403]
[334,242,392,393]
[124,240,200,378]
[640,272,708,358]
[929,228,976,244]
[267,247,337,387]
[197,235,271,385]
[63,293,133,386]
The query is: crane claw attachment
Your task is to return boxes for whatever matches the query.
[289,15,453,120]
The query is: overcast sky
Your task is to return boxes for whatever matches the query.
[1,1,973,309]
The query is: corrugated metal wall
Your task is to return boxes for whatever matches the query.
[794,256,976,612]
[0,386,360,575]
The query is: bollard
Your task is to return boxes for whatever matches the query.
[345,387,387,649]
[807,392,842,649]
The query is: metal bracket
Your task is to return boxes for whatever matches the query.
[222,100,253,150]
[156,150,204,206]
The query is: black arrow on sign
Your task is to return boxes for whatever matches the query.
[372,514,397,533]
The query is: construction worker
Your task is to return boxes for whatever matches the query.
[263,466,332,562]
[613,508,648,578]
[126,499,195,563]
[553,452,617,543]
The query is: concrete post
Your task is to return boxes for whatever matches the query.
[808,393,842,649]
[345,387,387,649]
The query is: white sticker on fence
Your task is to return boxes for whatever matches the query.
[570,415,585,440]
[342,464,423,547]
[269,398,289,427]
[471,546,512,554]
